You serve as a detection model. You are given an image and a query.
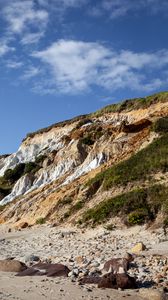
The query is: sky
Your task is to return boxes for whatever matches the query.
[0,0,168,154]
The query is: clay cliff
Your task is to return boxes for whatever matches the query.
[0,91,168,228]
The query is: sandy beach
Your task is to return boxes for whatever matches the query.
[0,224,168,300]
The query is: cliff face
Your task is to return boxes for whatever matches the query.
[0,92,168,227]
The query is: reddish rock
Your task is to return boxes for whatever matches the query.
[98,272,137,289]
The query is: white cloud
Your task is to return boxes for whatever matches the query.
[32,39,168,94]
[2,0,48,37]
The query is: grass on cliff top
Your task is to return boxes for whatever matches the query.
[24,91,168,140]
[81,184,168,225]
[92,91,168,116]
[86,132,168,191]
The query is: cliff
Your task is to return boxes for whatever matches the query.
[0,91,168,228]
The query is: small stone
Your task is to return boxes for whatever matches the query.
[131,242,146,253]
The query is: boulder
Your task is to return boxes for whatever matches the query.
[17,263,70,277]
[131,242,146,254]
[98,272,137,289]
[139,288,168,300]
[0,259,27,272]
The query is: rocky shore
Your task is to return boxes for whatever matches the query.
[0,224,168,300]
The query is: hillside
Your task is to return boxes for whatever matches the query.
[0,91,168,228]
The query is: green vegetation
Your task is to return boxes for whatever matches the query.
[127,209,149,225]
[81,184,168,225]
[76,118,92,129]
[81,135,95,146]
[24,162,40,174]
[152,117,168,133]
[3,163,25,183]
[36,217,46,225]
[87,133,168,191]
[92,91,168,116]
[35,155,47,164]
[63,200,85,219]
[163,217,168,227]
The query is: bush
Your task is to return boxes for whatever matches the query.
[3,163,25,183]
[152,117,168,133]
[24,162,39,174]
[81,135,94,146]
[76,118,92,129]
[127,209,149,225]
[62,197,73,205]
[36,217,45,224]
[35,155,47,164]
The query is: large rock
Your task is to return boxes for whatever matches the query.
[0,259,27,272]
[139,288,168,300]
[16,263,70,277]
[131,242,146,254]
[98,272,137,289]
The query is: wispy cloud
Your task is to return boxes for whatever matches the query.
[32,40,168,94]
[22,66,40,80]
[0,40,15,57]
[6,60,23,69]
[89,0,168,19]
[20,32,45,45]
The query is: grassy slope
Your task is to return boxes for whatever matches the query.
[81,184,168,225]
[86,132,168,191]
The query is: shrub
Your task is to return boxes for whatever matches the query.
[62,197,73,205]
[76,118,92,129]
[81,135,94,146]
[127,209,149,225]
[3,163,25,183]
[152,117,168,133]
[24,162,39,174]
[35,155,47,164]
[36,217,45,225]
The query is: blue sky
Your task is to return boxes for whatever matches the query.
[0,0,168,154]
